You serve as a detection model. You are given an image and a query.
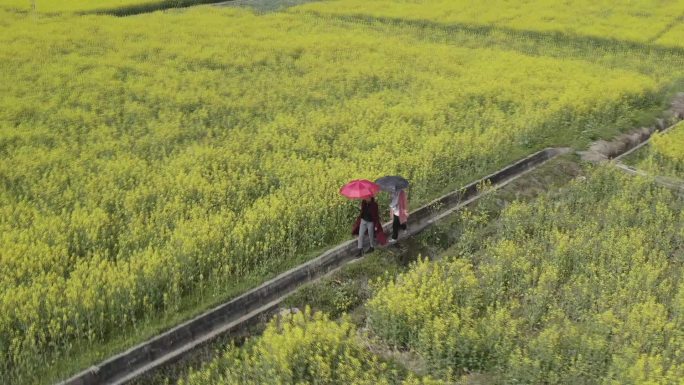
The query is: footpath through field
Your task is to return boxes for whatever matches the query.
[59,93,684,384]
[58,147,570,385]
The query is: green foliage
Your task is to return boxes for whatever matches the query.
[638,122,684,178]
[368,167,684,384]
[368,257,517,376]
[179,308,442,385]
[284,250,404,318]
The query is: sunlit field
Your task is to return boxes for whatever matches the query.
[297,0,684,47]
[2,1,684,383]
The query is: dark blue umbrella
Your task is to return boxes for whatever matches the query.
[374,175,409,192]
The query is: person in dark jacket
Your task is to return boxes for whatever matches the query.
[352,196,387,255]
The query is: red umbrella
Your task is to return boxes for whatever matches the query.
[340,179,380,199]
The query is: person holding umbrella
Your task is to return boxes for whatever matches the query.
[375,176,409,244]
[340,179,387,255]
[356,196,380,253]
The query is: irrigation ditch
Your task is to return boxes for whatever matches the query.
[582,93,684,192]
[55,94,684,385]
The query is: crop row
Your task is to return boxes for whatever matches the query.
[296,0,684,48]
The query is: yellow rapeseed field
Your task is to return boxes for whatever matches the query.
[635,121,684,177]
[180,164,684,384]
[658,22,684,47]
[180,308,443,385]
[652,122,684,165]
[297,0,684,47]
[1,1,684,384]
[367,167,684,384]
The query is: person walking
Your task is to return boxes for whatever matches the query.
[352,196,387,255]
[389,188,408,244]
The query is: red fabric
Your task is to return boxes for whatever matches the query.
[351,200,388,246]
